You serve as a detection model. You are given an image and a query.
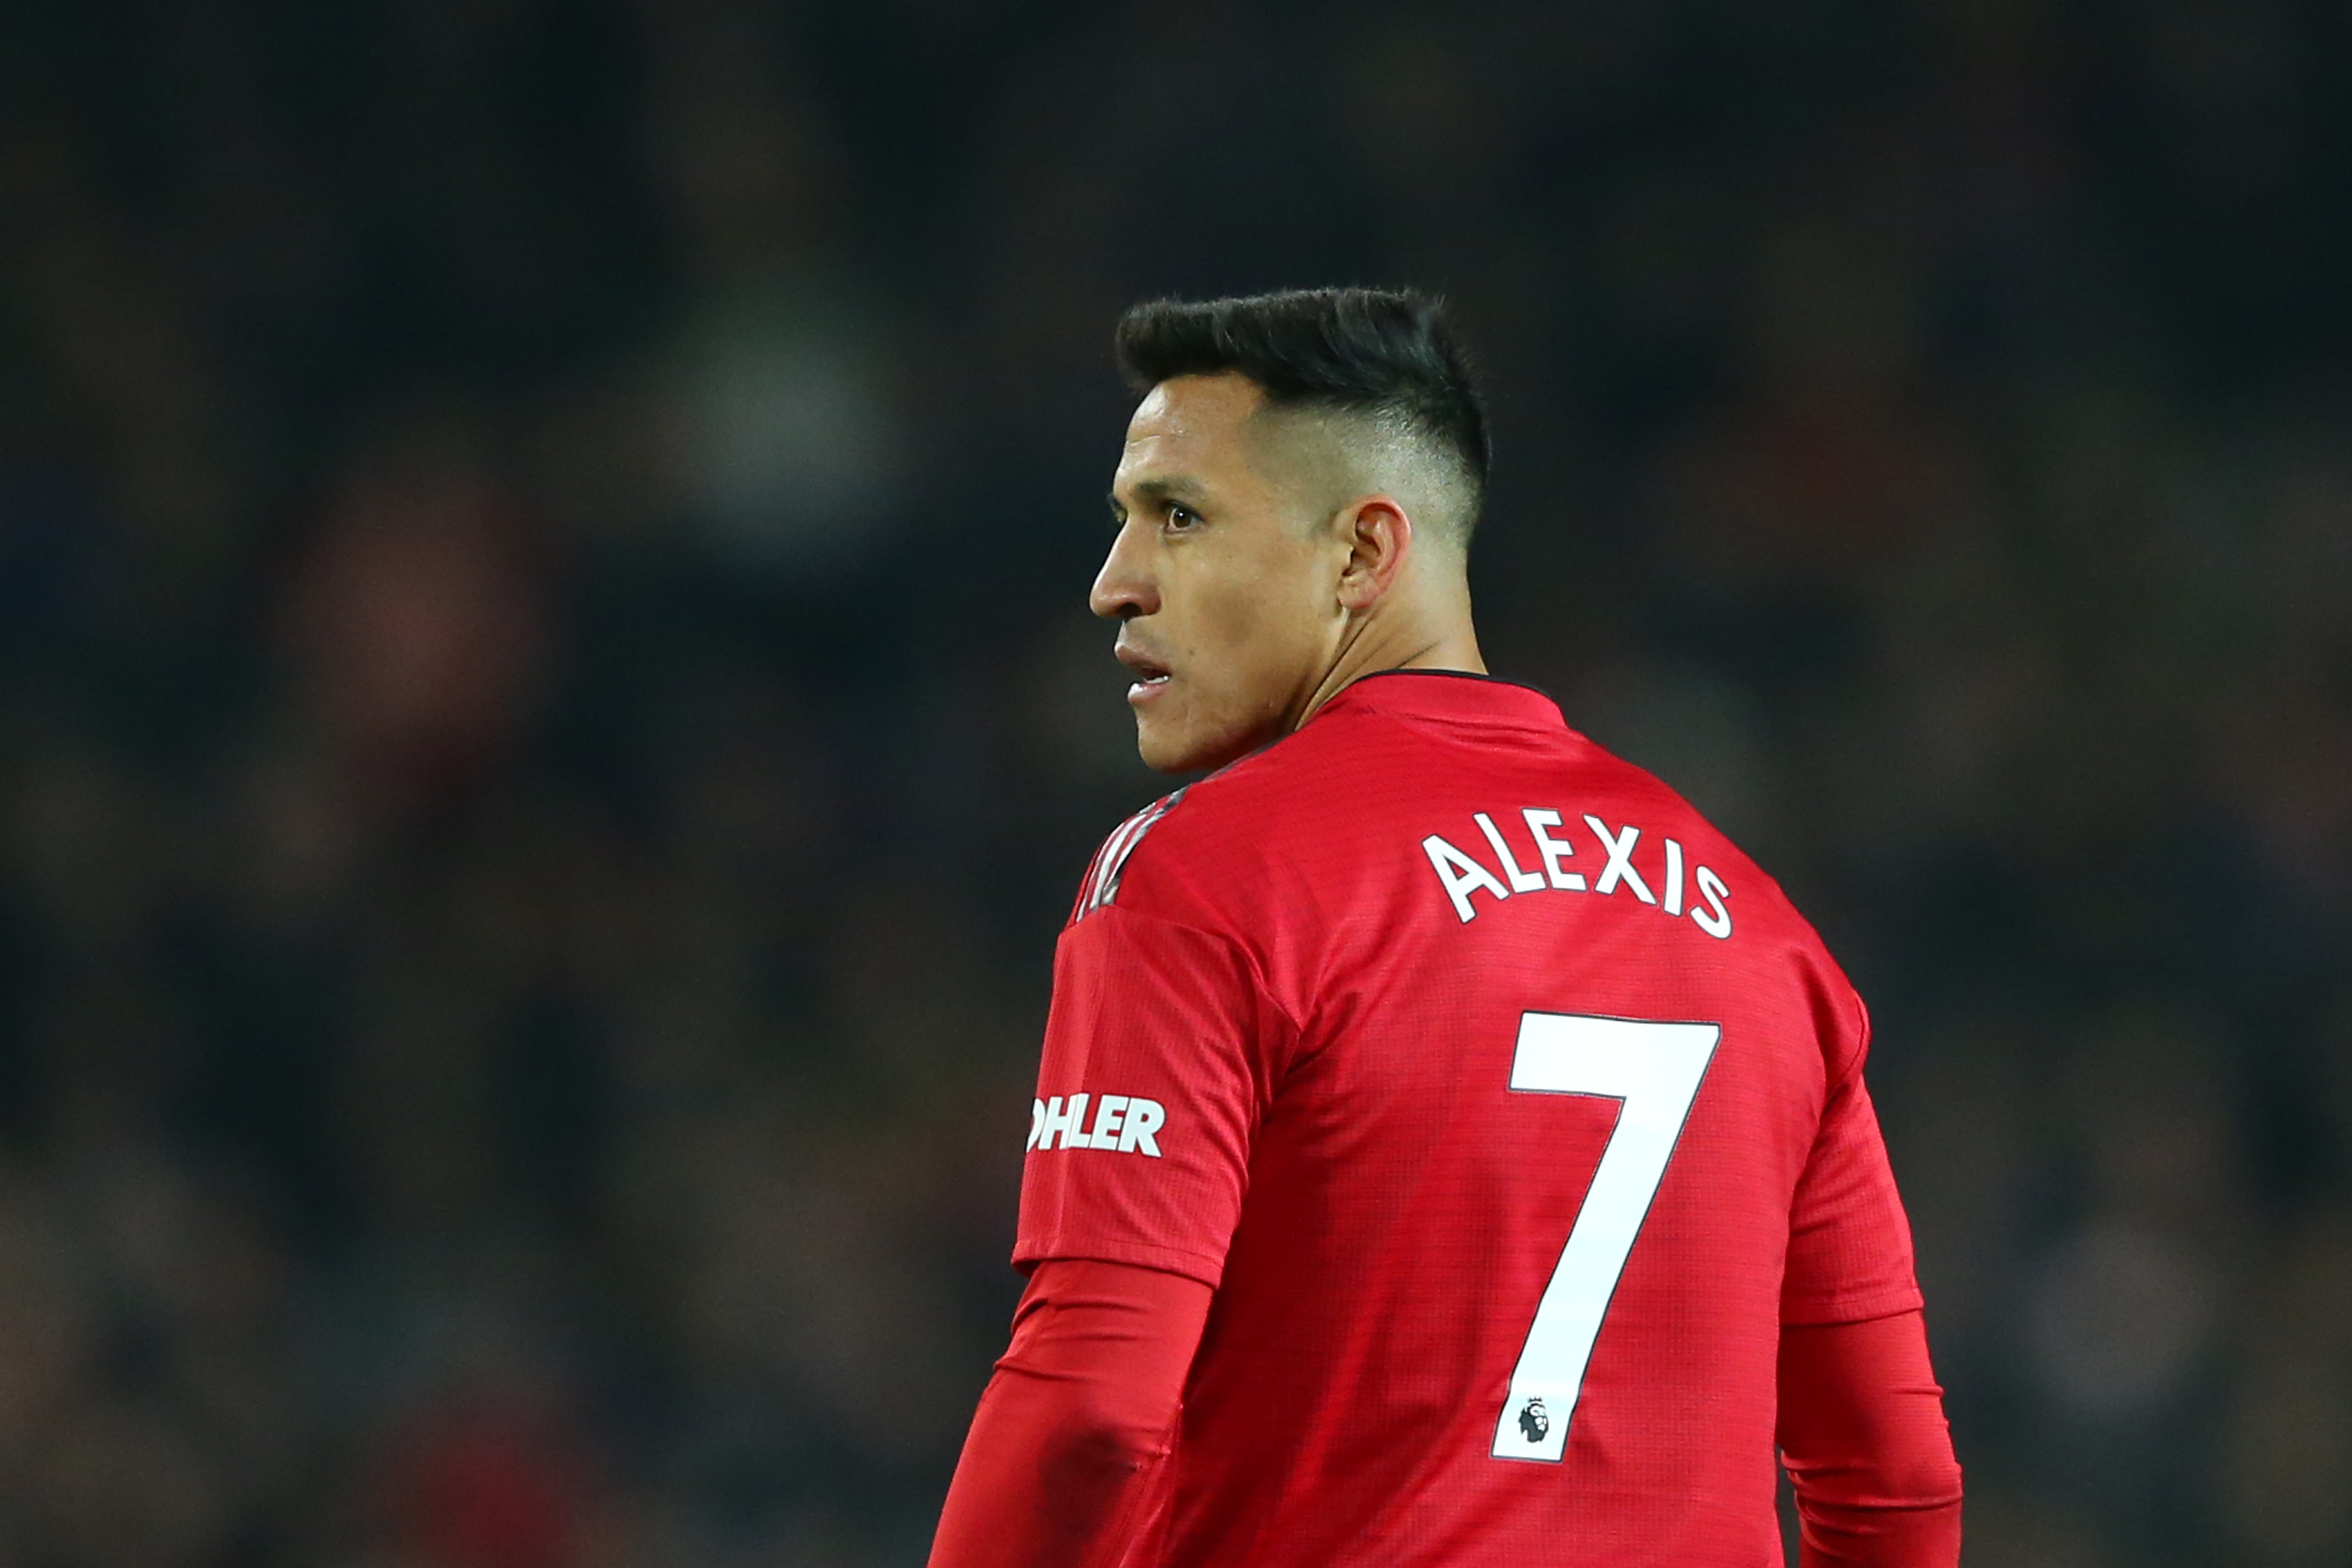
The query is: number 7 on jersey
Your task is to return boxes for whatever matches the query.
[1494,1012,1720,1462]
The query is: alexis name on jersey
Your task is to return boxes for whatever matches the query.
[1421,808,1733,937]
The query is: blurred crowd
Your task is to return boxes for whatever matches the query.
[1,1,2347,1564]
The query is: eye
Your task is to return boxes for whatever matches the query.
[1164,503,1200,531]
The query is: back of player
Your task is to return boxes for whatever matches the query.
[1016,671,1922,1566]
[930,285,1955,1568]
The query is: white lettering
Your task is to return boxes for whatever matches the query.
[1087,1094,1129,1149]
[1117,1098,1165,1156]
[1030,1093,1163,1155]
[1584,816,1657,905]
[1038,1093,1089,1149]
[1521,809,1587,891]
[1475,812,1545,893]
[1692,867,1733,939]
[1423,833,1512,923]
[1424,809,1736,942]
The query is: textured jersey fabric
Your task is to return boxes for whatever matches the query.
[1014,670,1928,1567]
[924,1273,1957,1568]
[1776,1309,1964,1565]
[927,1259,1212,1568]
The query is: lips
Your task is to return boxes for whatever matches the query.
[1115,643,1172,699]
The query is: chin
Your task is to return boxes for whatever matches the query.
[1135,712,1258,775]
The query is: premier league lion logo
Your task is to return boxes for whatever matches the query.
[1518,1397,1551,1444]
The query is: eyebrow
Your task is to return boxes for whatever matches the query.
[1109,475,1211,516]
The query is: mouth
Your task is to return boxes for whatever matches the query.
[1115,644,1173,704]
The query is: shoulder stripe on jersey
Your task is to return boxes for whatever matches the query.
[1077,788,1188,918]
[1073,826,1125,916]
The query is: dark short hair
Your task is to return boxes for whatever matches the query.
[1114,287,1490,528]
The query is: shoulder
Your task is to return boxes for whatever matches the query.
[1065,713,1381,931]
[1554,735,1852,964]
[1069,786,1195,923]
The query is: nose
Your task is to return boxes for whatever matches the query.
[1090,520,1160,622]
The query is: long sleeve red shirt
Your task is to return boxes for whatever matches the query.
[931,1258,1960,1568]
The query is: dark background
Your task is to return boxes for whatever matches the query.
[2,2,2348,1563]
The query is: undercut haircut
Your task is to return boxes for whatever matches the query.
[1115,287,1491,543]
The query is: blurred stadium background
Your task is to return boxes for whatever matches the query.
[0,1,2347,1564]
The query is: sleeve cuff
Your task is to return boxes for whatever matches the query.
[1013,1233,1229,1290]
[1780,1281,1925,1327]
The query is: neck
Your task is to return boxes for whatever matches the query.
[1294,604,1486,731]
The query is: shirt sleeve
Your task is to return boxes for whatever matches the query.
[1776,1308,1964,1566]
[1780,993,1926,1327]
[926,1259,1212,1568]
[1014,902,1292,1290]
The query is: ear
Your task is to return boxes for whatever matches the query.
[1334,495,1413,612]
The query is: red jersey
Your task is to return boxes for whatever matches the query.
[1015,671,1924,1566]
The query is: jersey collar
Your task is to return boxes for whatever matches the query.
[1314,668,1566,732]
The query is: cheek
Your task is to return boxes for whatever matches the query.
[1189,562,1325,707]
[1194,581,1267,665]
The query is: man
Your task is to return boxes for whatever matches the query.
[928,289,1962,1566]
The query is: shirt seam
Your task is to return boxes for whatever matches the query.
[1327,669,1565,730]
[1780,1282,1926,1327]
[1014,1234,1228,1290]
[1083,898,1308,1044]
